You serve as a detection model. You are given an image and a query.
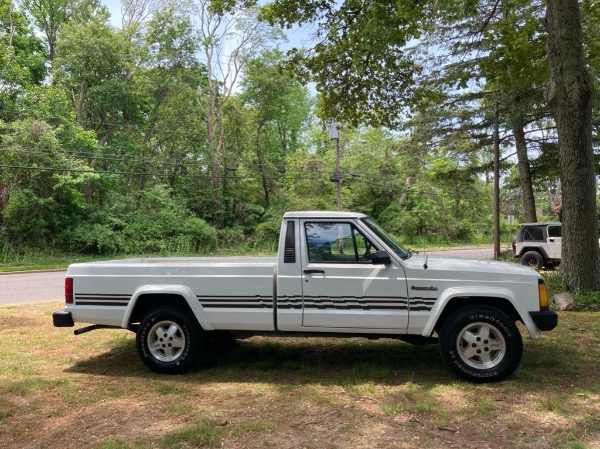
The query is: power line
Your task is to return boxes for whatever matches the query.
[0,146,327,174]
[0,164,325,181]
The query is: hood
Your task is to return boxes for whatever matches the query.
[401,252,541,284]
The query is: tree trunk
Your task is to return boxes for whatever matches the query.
[75,82,86,126]
[0,183,9,210]
[545,0,600,291]
[511,100,537,223]
[85,157,97,204]
[510,94,537,223]
[255,120,270,208]
[204,79,222,208]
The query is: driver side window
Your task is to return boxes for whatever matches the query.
[305,222,378,263]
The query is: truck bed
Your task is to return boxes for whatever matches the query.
[67,256,278,330]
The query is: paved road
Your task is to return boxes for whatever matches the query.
[0,248,499,306]
[427,248,496,259]
[0,270,65,306]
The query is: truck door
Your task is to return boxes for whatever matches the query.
[547,225,561,259]
[300,220,409,332]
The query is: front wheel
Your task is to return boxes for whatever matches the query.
[136,307,204,374]
[439,306,522,383]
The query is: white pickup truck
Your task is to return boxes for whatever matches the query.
[53,211,557,382]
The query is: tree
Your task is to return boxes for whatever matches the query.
[263,0,600,291]
[53,20,138,203]
[545,0,600,291]
[195,0,282,220]
[413,0,549,223]
[0,0,47,121]
[0,119,95,245]
[21,0,108,65]
[262,0,422,128]
[240,49,311,209]
[134,5,208,192]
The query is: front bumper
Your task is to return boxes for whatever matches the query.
[53,311,74,327]
[529,308,558,331]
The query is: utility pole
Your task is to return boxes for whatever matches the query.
[329,121,342,211]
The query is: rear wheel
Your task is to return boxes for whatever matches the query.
[136,306,204,374]
[521,250,544,269]
[439,306,522,383]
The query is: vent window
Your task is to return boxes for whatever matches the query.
[284,221,296,263]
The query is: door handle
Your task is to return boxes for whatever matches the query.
[303,269,325,274]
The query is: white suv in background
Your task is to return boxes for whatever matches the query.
[513,222,562,269]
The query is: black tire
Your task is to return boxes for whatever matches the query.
[136,306,204,374]
[521,251,544,269]
[439,306,523,383]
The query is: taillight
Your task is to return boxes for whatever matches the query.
[65,278,74,304]
[538,279,549,309]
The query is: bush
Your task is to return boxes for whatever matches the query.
[58,187,218,255]
[217,226,246,247]
[2,189,59,246]
[455,219,473,241]
[248,214,281,252]
[64,223,122,254]
[180,217,217,251]
[378,205,419,236]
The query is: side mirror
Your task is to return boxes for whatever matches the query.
[371,250,391,265]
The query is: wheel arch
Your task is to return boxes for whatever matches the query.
[518,246,549,260]
[422,287,541,339]
[123,286,213,331]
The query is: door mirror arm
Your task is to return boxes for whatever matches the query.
[371,250,391,265]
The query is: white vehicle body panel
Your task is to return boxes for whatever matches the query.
[61,211,546,341]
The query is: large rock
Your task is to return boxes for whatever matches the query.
[552,292,575,311]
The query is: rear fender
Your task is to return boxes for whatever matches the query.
[122,285,213,331]
[518,246,549,259]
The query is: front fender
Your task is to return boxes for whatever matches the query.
[122,285,214,331]
[421,287,541,339]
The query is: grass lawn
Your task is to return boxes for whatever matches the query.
[0,302,598,449]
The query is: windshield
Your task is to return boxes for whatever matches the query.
[361,218,410,259]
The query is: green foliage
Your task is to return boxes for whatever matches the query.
[3,0,596,289]
[63,187,218,255]
[2,189,60,245]
[64,222,122,254]
[261,1,424,127]
[378,204,419,237]
[247,210,282,251]
[217,226,246,247]
[0,0,47,122]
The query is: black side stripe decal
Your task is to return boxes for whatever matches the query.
[75,294,131,306]
[73,293,437,312]
[197,295,273,309]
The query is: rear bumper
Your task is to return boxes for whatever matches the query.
[53,311,74,327]
[529,308,558,331]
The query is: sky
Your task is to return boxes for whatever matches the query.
[102,0,122,27]
[100,0,312,52]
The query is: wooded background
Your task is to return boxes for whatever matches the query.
[1,0,598,263]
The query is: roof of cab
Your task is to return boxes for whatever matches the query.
[283,211,368,219]
[520,221,561,227]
